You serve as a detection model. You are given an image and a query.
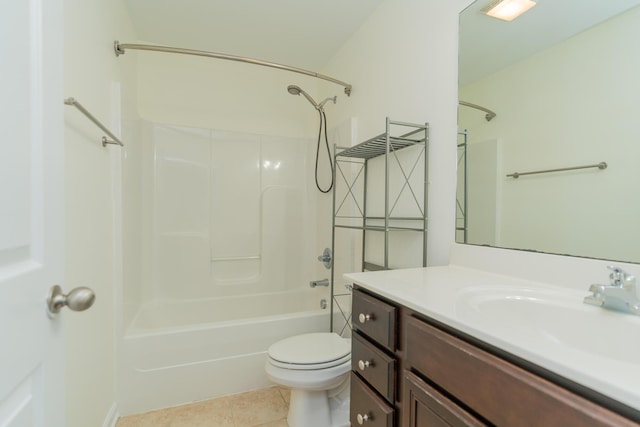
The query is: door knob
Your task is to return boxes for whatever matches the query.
[47,285,95,315]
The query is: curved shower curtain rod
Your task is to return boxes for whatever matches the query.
[114,41,352,96]
[459,100,496,122]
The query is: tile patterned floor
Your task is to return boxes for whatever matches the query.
[116,387,290,427]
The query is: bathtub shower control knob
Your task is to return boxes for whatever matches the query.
[358,313,372,323]
[317,248,332,269]
[358,360,371,370]
[357,413,370,424]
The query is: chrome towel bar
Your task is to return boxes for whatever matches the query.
[507,162,607,179]
[64,97,124,147]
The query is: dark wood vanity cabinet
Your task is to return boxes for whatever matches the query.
[351,287,639,427]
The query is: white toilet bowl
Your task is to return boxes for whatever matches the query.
[265,332,351,427]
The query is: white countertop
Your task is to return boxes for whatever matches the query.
[345,265,640,413]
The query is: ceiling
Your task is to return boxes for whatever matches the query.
[123,0,386,71]
[459,0,640,85]
[122,0,640,86]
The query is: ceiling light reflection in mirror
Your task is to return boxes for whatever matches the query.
[482,0,536,22]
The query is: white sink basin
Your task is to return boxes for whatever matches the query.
[455,286,640,364]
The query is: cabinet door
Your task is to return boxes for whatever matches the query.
[403,371,485,427]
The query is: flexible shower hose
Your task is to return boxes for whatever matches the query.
[315,109,334,193]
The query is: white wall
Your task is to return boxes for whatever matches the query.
[460,6,640,262]
[136,52,322,138]
[63,0,137,425]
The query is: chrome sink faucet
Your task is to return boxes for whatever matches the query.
[584,266,640,315]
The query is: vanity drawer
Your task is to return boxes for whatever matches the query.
[405,316,637,427]
[352,289,397,351]
[352,331,396,402]
[351,372,395,427]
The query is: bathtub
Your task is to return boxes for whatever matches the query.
[117,289,331,415]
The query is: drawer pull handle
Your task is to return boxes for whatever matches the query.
[358,313,372,323]
[356,413,370,424]
[358,360,371,370]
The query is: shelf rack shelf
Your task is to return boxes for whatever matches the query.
[329,118,429,332]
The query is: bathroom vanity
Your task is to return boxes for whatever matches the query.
[347,266,640,427]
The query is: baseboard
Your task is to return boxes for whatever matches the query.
[102,403,119,427]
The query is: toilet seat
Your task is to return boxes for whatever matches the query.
[268,353,351,370]
[267,332,351,370]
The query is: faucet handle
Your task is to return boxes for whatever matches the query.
[623,274,637,292]
[584,284,605,307]
[607,265,625,286]
[607,266,636,290]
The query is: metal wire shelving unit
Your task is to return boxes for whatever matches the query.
[329,118,429,334]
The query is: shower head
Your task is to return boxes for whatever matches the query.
[286,85,320,109]
[287,85,302,95]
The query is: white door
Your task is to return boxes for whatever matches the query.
[0,0,65,426]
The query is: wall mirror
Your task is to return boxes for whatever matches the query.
[457,0,640,263]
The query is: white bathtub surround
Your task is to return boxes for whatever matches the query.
[345,264,640,413]
[118,121,331,415]
[128,122,323,302]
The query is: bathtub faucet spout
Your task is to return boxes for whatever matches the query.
[310,279,330,288]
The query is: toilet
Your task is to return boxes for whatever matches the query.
[265,332,351,427]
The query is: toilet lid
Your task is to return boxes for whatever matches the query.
[268,333,351,367]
